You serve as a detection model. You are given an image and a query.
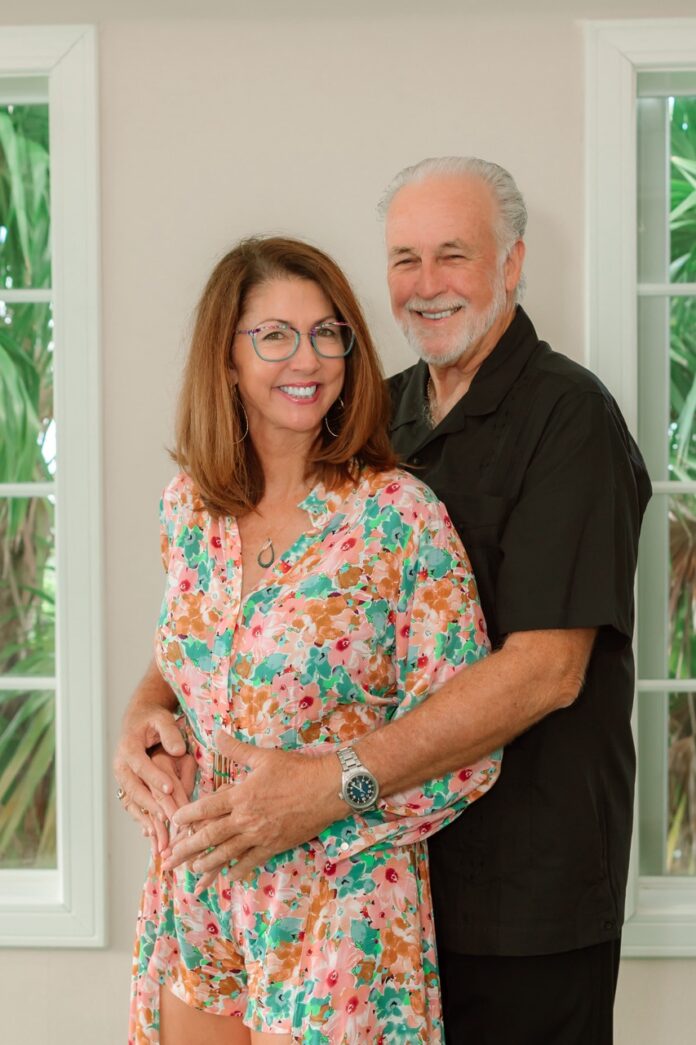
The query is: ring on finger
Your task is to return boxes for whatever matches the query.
[116,786,125,801]
[140,807,148,816]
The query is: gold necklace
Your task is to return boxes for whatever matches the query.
[426,377,440,427]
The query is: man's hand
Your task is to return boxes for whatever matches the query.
[164,731,344,890]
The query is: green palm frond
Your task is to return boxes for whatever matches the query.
[0,103,55,868]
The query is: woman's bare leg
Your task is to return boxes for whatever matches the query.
[250,1033,292,1044]
[160,985,251,1045]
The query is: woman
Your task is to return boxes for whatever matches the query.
[127,236,500,1044]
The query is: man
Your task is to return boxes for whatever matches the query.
[115,157,650,1044]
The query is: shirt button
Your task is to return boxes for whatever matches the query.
[340,842,349,851]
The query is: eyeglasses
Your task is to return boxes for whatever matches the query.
[236,320,355,361]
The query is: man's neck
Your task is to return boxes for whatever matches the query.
[427,305,516,425]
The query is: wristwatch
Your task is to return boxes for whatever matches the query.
[337,746,380,812]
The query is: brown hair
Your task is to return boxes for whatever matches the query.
[173,236,396,516]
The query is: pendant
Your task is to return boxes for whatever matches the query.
[256,537,275,569]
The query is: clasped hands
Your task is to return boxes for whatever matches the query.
[113,702,342,892]
[163,733,339,891]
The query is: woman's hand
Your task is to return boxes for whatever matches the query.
[162,731,344,890]
[113,659,197,852]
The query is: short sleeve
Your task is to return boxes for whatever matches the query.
[318,495,502,862]
[496,389,650,644]
[158,475,187,573]
[159,496,173,573]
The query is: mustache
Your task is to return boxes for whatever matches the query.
[405,296,469,313]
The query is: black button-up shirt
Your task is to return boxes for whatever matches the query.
[389,307,651,955]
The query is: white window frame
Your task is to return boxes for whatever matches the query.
[586,18,696,956]
[0,26,103,946]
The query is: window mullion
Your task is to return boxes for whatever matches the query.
[0,289,52,303]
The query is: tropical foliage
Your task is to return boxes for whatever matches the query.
[0,103,56,868]
[667,96,696,874]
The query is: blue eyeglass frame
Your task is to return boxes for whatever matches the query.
[235,320,355,361]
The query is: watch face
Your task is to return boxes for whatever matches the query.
[346,773,378,809]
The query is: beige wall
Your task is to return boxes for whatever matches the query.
[1,2,695,1042]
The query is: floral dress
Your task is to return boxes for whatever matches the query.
[129,466,500,1044]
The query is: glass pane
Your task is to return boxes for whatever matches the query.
[0,300,54,482]
[638,689,667,875]
[667,690,696,874]
[0,688,56,869]
[637,494,696,681]
[639,689,696,877]
[0,104,51,290]
[670,295,696,482]
[0,497,55,676]
[669,496,696,681]
[637,96,670,285]
[637,295,696,482]
[670,97,696,285]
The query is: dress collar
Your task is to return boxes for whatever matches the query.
[299,475,357,529]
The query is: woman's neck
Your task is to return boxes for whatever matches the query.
[251,427,316,507]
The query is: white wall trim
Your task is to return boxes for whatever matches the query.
[0,25,103,948]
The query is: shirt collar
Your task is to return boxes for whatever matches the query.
[391,306,540,433]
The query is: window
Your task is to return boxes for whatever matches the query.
[0,27,102,946]
[587,19,696,955]
[636,79,696,881]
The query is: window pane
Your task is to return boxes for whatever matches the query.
[637,96,670,285]
[0,688,55,868]
[639,690,696,877]
[668,690,696,874]
[0,300,54,482]
[637,295,696,482]
[0,497,55,676]
[670,97,696,285]
[637,493,696,680]
[0,104,51,290]
[637,95,696,285]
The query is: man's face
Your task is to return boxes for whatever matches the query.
[385,174,522,367]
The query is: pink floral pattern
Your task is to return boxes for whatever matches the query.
[129,467,500,1043]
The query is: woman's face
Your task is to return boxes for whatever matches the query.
[231,277,346,445]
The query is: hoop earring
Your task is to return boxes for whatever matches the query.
[234,398,249,444]
[324,395,344,439]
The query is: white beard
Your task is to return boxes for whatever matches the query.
[402,269,508,367]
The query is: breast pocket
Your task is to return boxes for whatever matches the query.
[438,491,510,550]
[436,492,510,640]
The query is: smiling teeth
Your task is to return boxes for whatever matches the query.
[419,308,460,320]
[279,385,317,398]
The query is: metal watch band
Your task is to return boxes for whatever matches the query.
[337,746,365,773]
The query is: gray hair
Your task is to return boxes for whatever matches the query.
[378,155,527,299]
[378,156,527,249]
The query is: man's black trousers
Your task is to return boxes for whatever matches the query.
[439,938,621,1045]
